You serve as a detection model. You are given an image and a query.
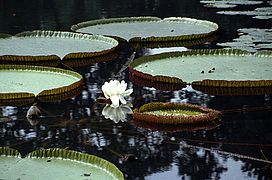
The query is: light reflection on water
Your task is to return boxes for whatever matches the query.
[142,47,188,55]
[1,84,271,179]
[1,0,272,179]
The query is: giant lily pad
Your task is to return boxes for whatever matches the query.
[192,85,272,96]
[129,72,186,91]
[131,34,218,49]
[0,65,83,105]
[62,48,119,67]
[129,49,272,87]
[133,102,221,124]
[0,30,119,66]
[0,147,124,180]
[71,17,218,42]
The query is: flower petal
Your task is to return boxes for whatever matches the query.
[102,82,110,98]
[120,104,133,114]
[109,95,120,108]
[113,81,122,94]
[120,96,127,105]
[102,104,110,117]
[122,88,133,96]
[119,80,127,93]
[102,80,133,108]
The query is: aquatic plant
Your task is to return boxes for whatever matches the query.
[129,72,186,91]
[0,147,124,180]
[0,65,83,105]
[0,30,118,66]
[102,80,133,108]
[131,34,218,49]
[71,16,218,42]
[133,102,221,124]
[133,118,221,132]
[129,49,272,87]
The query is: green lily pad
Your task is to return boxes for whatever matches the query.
[192,85,272,95]
[62,48,119,67]
[131,34,218,49]
[133,102,221,124]
[0,65,83,105]
[0,30,119,66]
[0,33,12,38]
[71,16,218,42]
[129,49,272,87]
[129,72,186,91]
[0,147,124,180]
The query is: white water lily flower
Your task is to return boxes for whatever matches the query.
[102,80,133,108]
[102,103,133,123]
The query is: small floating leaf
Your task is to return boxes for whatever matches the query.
[145,109,204,116]
[133,102,221,124]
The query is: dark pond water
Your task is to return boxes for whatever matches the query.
[1,0,272,179]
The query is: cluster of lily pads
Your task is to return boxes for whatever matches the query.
[0,30,120,106]
[1,15,271,178]
[1,15,271,122]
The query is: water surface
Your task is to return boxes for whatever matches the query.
[1,0,272,179]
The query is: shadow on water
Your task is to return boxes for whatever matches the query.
[1,0,272,179]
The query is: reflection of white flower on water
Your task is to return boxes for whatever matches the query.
[102,104,133,123]
[100,80,133,123]
[102,80,133,108]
